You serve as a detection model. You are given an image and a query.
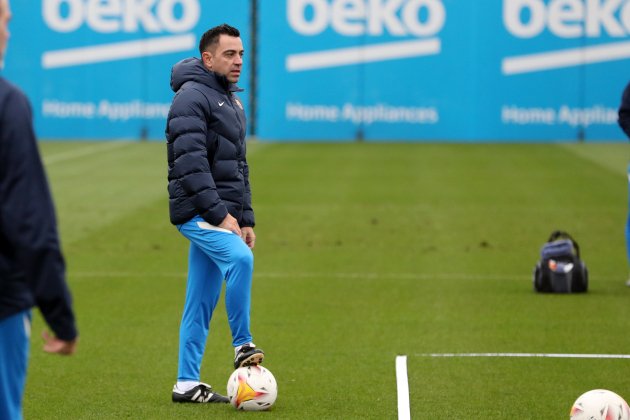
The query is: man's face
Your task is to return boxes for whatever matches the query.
[202,34,244,83]
[0,0,11,69]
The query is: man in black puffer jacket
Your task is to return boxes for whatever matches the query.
[166,24,264,404]
[0,1,78,418]
[619,82,630,139]
[619,81,630,286]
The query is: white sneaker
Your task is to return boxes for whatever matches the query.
[172,382,229,403]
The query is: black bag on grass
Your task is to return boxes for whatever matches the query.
[533,231,588,293]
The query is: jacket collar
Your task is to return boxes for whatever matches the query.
[170,57,243,94]
[209,70,244,94]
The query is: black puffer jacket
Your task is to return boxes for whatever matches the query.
[619,81,630,139]
[0,78,77,341]
[166,58,254,227]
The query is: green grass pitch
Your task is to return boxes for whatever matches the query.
[22,140,630,418]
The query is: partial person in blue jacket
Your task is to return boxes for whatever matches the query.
[166,23,264,404]
[0,1,78,419]
[618,81,630,285]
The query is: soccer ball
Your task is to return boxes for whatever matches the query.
[570,389,630,420]
[226,365,277,411]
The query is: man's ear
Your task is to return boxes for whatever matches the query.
[201,51,213,69]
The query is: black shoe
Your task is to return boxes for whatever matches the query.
[172,382,229,403]
[234,344,265,369]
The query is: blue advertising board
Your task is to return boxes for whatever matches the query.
[3,1,629,141]
[258,0,457,141]
[478,0,629,141]
[257,0,629,141]
[4,0,250,140]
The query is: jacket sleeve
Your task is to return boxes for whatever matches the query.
[167,87,228,225]
[619,82,630,139]
[241,151,255,227]
[0,87,77,341]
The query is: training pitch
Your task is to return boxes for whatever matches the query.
[24,140,630,419]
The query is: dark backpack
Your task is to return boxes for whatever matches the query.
[533,231,588,293]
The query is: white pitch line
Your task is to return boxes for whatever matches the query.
[43,141,132,165]
[67,270,628,284]
[396,356,411,420]
[258,272,530,281]
[67,270,533,281]
[418,353,630,359]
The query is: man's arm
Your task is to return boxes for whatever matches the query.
[241,158,255,228]
[618,82,630,139]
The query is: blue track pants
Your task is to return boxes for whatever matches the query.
[176,216,254,381]
[0,310,30,420]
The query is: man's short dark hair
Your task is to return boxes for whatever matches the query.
[199,24,240,56]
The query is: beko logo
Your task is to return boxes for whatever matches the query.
[285,0,446,72]
[288,0,445,36]
[505,0,630,38]
[41,0,200,69]
[501,0,630,75]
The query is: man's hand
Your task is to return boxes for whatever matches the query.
[218,213,242,236]
[241,227,256,249]
[42,330,77,355]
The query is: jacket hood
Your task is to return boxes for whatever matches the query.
[170,57,243,93]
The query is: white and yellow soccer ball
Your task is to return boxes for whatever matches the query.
[227,365,278,411]
[570,389,630,420]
